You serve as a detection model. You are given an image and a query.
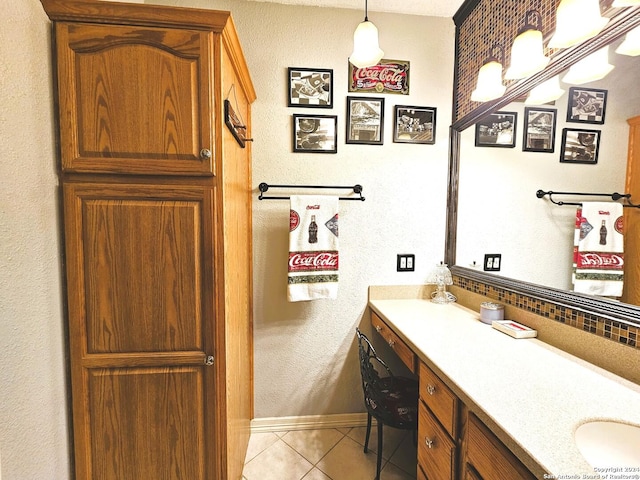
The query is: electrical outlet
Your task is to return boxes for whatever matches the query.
[484,254,502,271]
[397,254,415,272]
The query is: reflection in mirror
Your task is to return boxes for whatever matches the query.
[455,35,640,307]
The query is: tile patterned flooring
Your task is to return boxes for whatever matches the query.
[242,425,417,480]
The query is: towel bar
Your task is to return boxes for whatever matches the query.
[258,183,365,201]
[536,190,639,208]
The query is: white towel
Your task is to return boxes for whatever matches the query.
[573,202,624,297]
[288,195,339,301]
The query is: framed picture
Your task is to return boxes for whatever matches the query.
[292,114,337,153]
[522,107,557,153]
[348,59,410,95]
[566,87,607,124]
[288,67,333,108]
[560,128,601,164]
[393,105,437,144]
[474,111,517,148]
[346,96,384,145]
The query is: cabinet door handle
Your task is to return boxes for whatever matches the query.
[204,355,214,366]
[425,437,435,449]
[200,148,212,160]
[388,338,395,347]
[375,325,382,332]
[427,384,436,395]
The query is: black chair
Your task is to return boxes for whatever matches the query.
[356,328,418,480]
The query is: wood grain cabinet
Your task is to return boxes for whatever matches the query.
[417,361,536,480]
[40,1,256,479]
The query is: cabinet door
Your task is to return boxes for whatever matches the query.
[55,23,214,175]
[63,182,216,479]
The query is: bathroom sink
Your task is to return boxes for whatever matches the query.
[575,421,640,468]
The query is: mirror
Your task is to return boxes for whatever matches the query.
[445,8,640,324]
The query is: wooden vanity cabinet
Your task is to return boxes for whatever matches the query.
[417,361,535,480]
[464,412,536,480]
[371,312,416,373]
[40,1,256,479]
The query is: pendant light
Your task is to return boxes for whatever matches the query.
[349,0,384,68]
[549,0,609,49]
[471,45,506,102]
[616,25,640,56]
[525,75,565,105]
[505,10,550,80]
[562,46,614,84]
[612,0,640,6]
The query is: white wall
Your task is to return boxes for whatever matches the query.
[457,50,639,290]
[154,0,455,418]
[0,0,70,478]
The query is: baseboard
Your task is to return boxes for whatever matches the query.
[250,413,371,433]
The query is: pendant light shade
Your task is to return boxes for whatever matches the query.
[562,46,614,84]
[349,0,384,68]
[505,11,549,80]
[525,75,565,105]
[471,46,506,102]
[616,25,640,56]
[549,0,609,49]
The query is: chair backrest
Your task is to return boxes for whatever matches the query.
[356,328,393,397]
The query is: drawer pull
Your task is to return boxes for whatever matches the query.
[427,384,436,395]
[425,437,435,449]
[388,338,395,347]
[375,325,382,332]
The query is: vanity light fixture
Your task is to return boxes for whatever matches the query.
[615,25,640,56]
[427,262,456,304]
[505,10,549,80]
[562,46,614,84]
[348,0,384,68]
[470,44,506,102]
[525,75,565,105]
[612,0,640,5]
[548,0,609,49]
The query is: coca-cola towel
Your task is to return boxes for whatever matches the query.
[288,195,339,302]
[573,202,624,297]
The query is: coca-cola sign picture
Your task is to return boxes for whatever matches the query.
[349,59,410,95]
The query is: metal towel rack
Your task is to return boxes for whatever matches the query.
[258,183,365,201]
[536,189,640,208]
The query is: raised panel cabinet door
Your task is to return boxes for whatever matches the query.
[55,22,215,175]
[63,182,217,480]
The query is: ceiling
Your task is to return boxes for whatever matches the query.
[242,0,466,18]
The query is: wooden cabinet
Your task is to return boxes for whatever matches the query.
[465,413,536,480]
[371,312,416,373]
[417,361,535,480]
[40,1,256,479]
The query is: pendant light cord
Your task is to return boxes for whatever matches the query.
[364,0,368,21]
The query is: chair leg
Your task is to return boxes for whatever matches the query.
[376,420,383,480]
[364,413,372,453]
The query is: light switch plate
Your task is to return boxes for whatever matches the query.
[397,254,415,272]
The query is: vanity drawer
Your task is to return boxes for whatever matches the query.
[420,362,458,438]
[418,401,456,480]
[466,413,536,480]
[371,312,416,373]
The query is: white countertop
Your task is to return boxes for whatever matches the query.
[368,298,640,477]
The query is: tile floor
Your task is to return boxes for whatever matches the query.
[242,425,417,480]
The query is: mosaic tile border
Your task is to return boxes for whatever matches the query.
[454,276,639,350]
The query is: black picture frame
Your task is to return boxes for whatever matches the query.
[566,87,607,124]
[292,114,337,153]
[346,96,384,145]
[474,111,517,148]
[522,107,557,153]
[392,105,437,144]
[287,67,333,108]
[559,128,601,164]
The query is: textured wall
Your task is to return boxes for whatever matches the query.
[0,0,70,478]
[153,0,456,418]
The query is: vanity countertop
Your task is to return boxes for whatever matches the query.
[368,296,640,477]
